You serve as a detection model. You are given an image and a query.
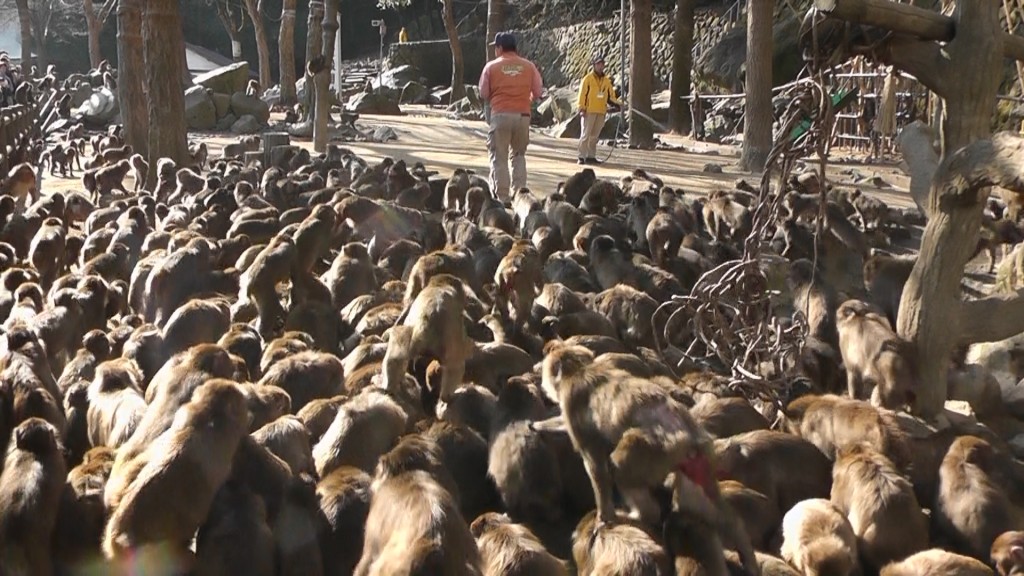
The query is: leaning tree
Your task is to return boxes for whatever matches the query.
[83,0,117,69]
[812,0,1024,420]
[380,0,465,103]
[668,0,697,135]
[279,0,299,104]
[242,0,273,91]
[313,0,340,152]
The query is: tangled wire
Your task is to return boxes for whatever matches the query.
[655,9,838,406]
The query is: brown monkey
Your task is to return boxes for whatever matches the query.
[252,416,315,476]
[317,466,372,574]
[572,511,672,576]
[830,443,928,570]
[847,188,889,231]
[29,216,66,290]
[470,512,567,576]
[580,180,621,216]
[83,159,131,204]
[190,141,209,170]
[714,430,833,516]
[257,351,343,413]
[102,380,250,560]
[245,78,260,97]
[241,234,295,338]
[787,258,838,347]
[880,548,995,576]
[353,469,483,575]
[862,252,915,328]
[3,162,37,212]
[493,240,543,333]
[934,435,1021,560]
[836,299,917,410]
[86,358,147,449]
[703,190,752,240]
[718,480,781,553]
[129,154,148,193]
[535,344,759,575]
[646,208,684,266]
[194,482,275,576]
[779,498,859,576]
[488,376,563,524]
[559,167,597,207]
[312,390,408,477]
[380,274,474,403]
[690,396,770,440]
[0,418,67,576]
[991,531,1024,576]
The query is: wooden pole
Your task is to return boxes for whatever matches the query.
[814,0,1024,61]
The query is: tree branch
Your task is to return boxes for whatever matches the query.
[960,290,1024,344]
[896,120,938,215]
[874,34,946,95]
[933,132,1024,209]
[99,0,117,23]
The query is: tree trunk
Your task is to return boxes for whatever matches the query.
[303,0,325,122]
[83,0,104,68]
[669,0,697,135]
[485,0,505,62]
[243,0,273,91]
[443,0,466,103]
[738,0,773,172]
[213,0,244,61]
[143,0,189,187]
[313,0,339,152]
[118,0,148,157]
[278,0,298,104]
[13,0,31,69]
[31,21,47,72]
[629,0,654,148]
[895,0,1004,420]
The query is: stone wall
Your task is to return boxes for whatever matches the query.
[386,9,726,89]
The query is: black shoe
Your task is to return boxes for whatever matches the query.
[577,158,586,165]
[586,157,602,165]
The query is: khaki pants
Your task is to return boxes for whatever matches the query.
[578,112,605,159]
[487,112,531,202]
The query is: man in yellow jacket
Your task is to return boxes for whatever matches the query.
[576,55,622,165]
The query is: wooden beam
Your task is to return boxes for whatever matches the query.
[815,0,1024,61]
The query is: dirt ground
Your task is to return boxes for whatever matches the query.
[39,105,917,211]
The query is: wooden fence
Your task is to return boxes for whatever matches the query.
[0,102,40,174]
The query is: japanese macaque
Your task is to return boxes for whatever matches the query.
[129,154,148,193]
[880,549,995,576]
[3,162,37,212]
[245,79,260,97]
[702,190,752,240]
[83,159,131,204]
[780,498,859,576]
[991,531,1024,576]
[379,274,474,403]
[835,299,917,410]
[470,512,567,576]
[535,344,759,576]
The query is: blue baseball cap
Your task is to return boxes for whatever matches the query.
[490,32,517,50]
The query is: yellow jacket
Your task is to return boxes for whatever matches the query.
[577,71,621,115]
[399,28,409,43]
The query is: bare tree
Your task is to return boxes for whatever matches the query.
[303,0,325,123]
[143,0,189,186]
[118,0,148,156]
[738,0,773,172]
[629,0,654,148]
[485,0,505,62]
[669,0,697,135]
[379,0,465,103]
[242,0,273,92]
[209,0,245,61]
[815,0,1024,420]
[278,0,298,104]
[82,0,117,69]
[13,0,31,68]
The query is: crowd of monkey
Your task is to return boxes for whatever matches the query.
[1,80,1024,576]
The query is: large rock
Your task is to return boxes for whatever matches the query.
[345,91,402,115]
[211,93,232,119]
[697,11,804,91]
[550,112,623,140]
[376,64,422,90]
[195,62,252,95]
[231,115,262,135]
[399,81,429,105]
[215,113,238,132]
[230,92,271,124]
[537,87,576,125]
[75,87,119,126]
[70,84,95,109]
[184,86,217,131]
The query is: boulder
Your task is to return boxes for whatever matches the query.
[538,87,576,124]
[230,92,271,124]
[211,92,232,119]
[231,114,262,135]
[195,62,252,95]
[74,87,120,126]
[398,81,429,105]
[288,120,313,138]
[261,85,281,106]
[184,86,217,131]
[215,113,238,132]
[345,91,402,115]
[376,64,422,90]
[549,112,623,140]
[696,12,805,91]
[371,126,399,142]
[69,84,95,109]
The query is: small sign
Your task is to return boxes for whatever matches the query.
[371,19,383,26]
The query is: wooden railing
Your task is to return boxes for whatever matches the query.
[0,102,39,173]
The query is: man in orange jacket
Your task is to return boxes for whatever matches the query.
[576,55,622,165]
[479,32,543,204]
